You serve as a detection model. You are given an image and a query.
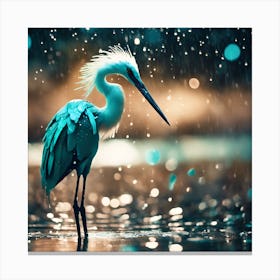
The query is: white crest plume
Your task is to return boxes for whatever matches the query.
[77,45,138,97]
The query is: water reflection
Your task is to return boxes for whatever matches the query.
[28,148,251,252]
[28,205,252,252]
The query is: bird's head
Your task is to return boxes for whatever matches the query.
[78,45,170,126]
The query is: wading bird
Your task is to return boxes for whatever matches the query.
[41,46,170,239]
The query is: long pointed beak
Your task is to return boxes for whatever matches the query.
[137,83,170,126]
[126,67,170,125]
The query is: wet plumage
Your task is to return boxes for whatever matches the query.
[41,45,169,239]
[41,100,99,194]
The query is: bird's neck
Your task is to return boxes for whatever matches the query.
[95,69,125,129]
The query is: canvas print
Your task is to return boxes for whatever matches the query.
[28,28,252,252]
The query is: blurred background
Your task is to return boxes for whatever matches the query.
[28,28,252,252]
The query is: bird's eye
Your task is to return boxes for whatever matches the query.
[127,67,138,82]
[127,67,140,87]
[127,67,134,78]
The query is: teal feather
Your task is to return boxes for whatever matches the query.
[41,99,100,193]
[47,152,54,176]
[67,129,77,151]
[77,101,88,113]
[67,100,87,123]
[50,119,67,152]
[86,108,97,135]
[69,111,80,122]
[66,118,76,134]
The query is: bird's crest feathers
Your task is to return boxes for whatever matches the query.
[77,45,138,97]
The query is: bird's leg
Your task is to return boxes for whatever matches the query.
[80,176,88,238]
[73,175,81,239]
[82,236,88,251]
[76,236,82,251]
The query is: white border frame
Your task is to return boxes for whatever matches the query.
[1,0,279,279]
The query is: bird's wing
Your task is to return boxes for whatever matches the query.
[41,100,99,194]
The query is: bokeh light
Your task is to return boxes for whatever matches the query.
[224,43,241,61]
[187,168,196,176]
[28,35,32,49]
[134,37,140,45]
[169,207,183,216]
[169,243,183,252]
[168,173,177,191]
[165,158,178,171]
[119,193,133,206]
[188,77,200,89]
[101,196,110,207]
[145,149,161,165]
[150,188,160,198]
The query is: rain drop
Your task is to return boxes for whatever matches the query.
[142,203,148,210]
[150,188,159,198]
[134,37,140,45]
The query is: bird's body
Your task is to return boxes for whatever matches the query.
[41,46,169,240]
[41,100,100,193]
